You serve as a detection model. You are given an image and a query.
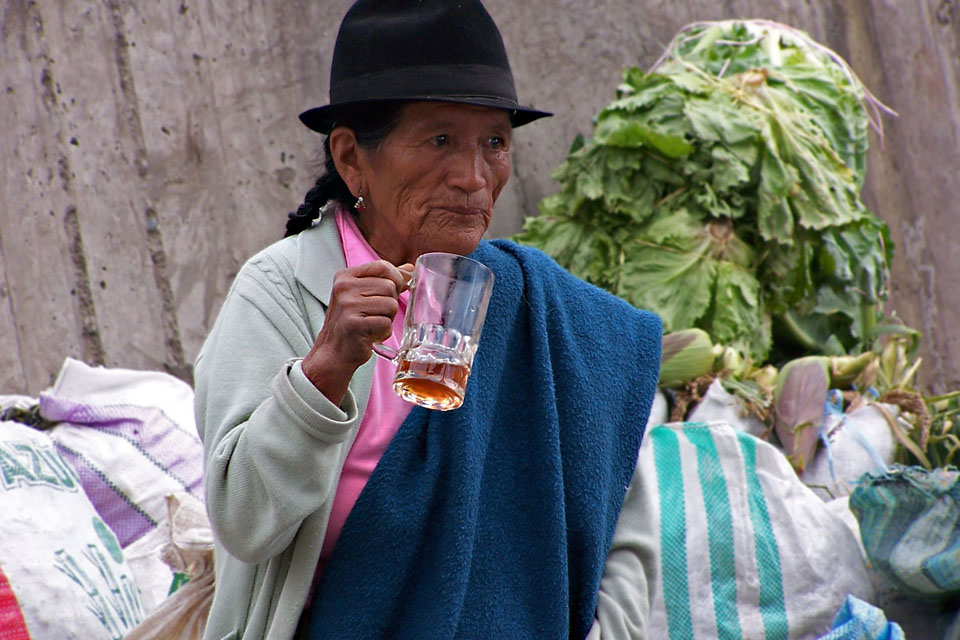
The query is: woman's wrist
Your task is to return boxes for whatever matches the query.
[301,344,363,407]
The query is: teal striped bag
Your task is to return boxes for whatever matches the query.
[642,422,876,640]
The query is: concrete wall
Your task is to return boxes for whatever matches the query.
[2,0,959,394]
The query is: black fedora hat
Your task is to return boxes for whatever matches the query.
[299,0,552,135]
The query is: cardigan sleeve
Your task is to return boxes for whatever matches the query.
[585,450,660,639]
[194,250,363,564]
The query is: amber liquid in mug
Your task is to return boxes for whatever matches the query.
[394,356,471,411]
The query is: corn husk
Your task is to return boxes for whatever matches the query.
[658,329,715,388]
[828,351,875,389]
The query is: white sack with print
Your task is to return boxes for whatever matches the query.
[0,420,144,639]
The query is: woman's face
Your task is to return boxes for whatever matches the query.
[353,102,512,265]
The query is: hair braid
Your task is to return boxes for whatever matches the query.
[284,140,351,237]
[283,101,406,238]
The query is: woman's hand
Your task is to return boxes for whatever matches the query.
[302,260,412,405]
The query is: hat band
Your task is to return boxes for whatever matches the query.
[330,63,519,106]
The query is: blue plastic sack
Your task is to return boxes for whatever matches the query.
[815,595,905,640]
[850,464,960,601]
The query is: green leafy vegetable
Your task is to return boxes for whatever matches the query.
[515,20,895,364]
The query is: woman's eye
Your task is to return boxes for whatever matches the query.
[431,134,448,147]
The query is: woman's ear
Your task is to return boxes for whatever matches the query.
[328,127,364,197]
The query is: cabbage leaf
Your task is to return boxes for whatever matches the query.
[515,20,893,363]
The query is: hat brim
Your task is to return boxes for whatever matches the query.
[299,96,552,135]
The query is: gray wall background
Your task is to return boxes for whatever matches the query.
[2,0,959,394]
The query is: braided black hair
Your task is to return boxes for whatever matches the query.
[284,101,406,237]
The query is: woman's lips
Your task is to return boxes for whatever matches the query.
[438,205,488,216]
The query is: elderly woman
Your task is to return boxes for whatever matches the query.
[194,1,662,639]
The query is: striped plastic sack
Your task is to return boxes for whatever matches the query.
[850,464,960,601]
[642,421,875,640]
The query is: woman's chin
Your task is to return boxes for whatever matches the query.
[417,222,488,257]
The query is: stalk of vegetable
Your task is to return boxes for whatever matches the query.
[878,330,922,391]
[750,364,779,396]
[829,351,876,388]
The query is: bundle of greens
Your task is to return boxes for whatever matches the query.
[515,20,896,364]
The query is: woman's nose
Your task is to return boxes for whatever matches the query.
[447,147,488,193]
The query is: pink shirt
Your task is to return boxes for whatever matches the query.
[318,208,413,568]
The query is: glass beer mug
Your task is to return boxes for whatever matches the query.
[373,252,494,411]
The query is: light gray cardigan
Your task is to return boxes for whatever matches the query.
[194,213,656,640]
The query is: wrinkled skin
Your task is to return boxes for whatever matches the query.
[301,102,512,404]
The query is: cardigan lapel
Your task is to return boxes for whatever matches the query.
[295,206,346,306]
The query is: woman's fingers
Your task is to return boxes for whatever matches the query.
[349,259,410,295]
[397,263,415,292]
[315,260,414,358]
[303,259,416,401]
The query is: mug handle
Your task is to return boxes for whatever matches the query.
[372,342,399,362]
[371,264,415,362]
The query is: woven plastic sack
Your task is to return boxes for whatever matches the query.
[815,595,905,640]
[642,421,875,639]
[646,389,669,429]
[0,420,145,639]
[686,379,770,439]
[801,403,898,502]
[37,357,204,550]
[850,464,960,601]
[123,491,214,616]
[124,493,215,640]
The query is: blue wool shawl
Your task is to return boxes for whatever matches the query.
[306,240,662,639]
